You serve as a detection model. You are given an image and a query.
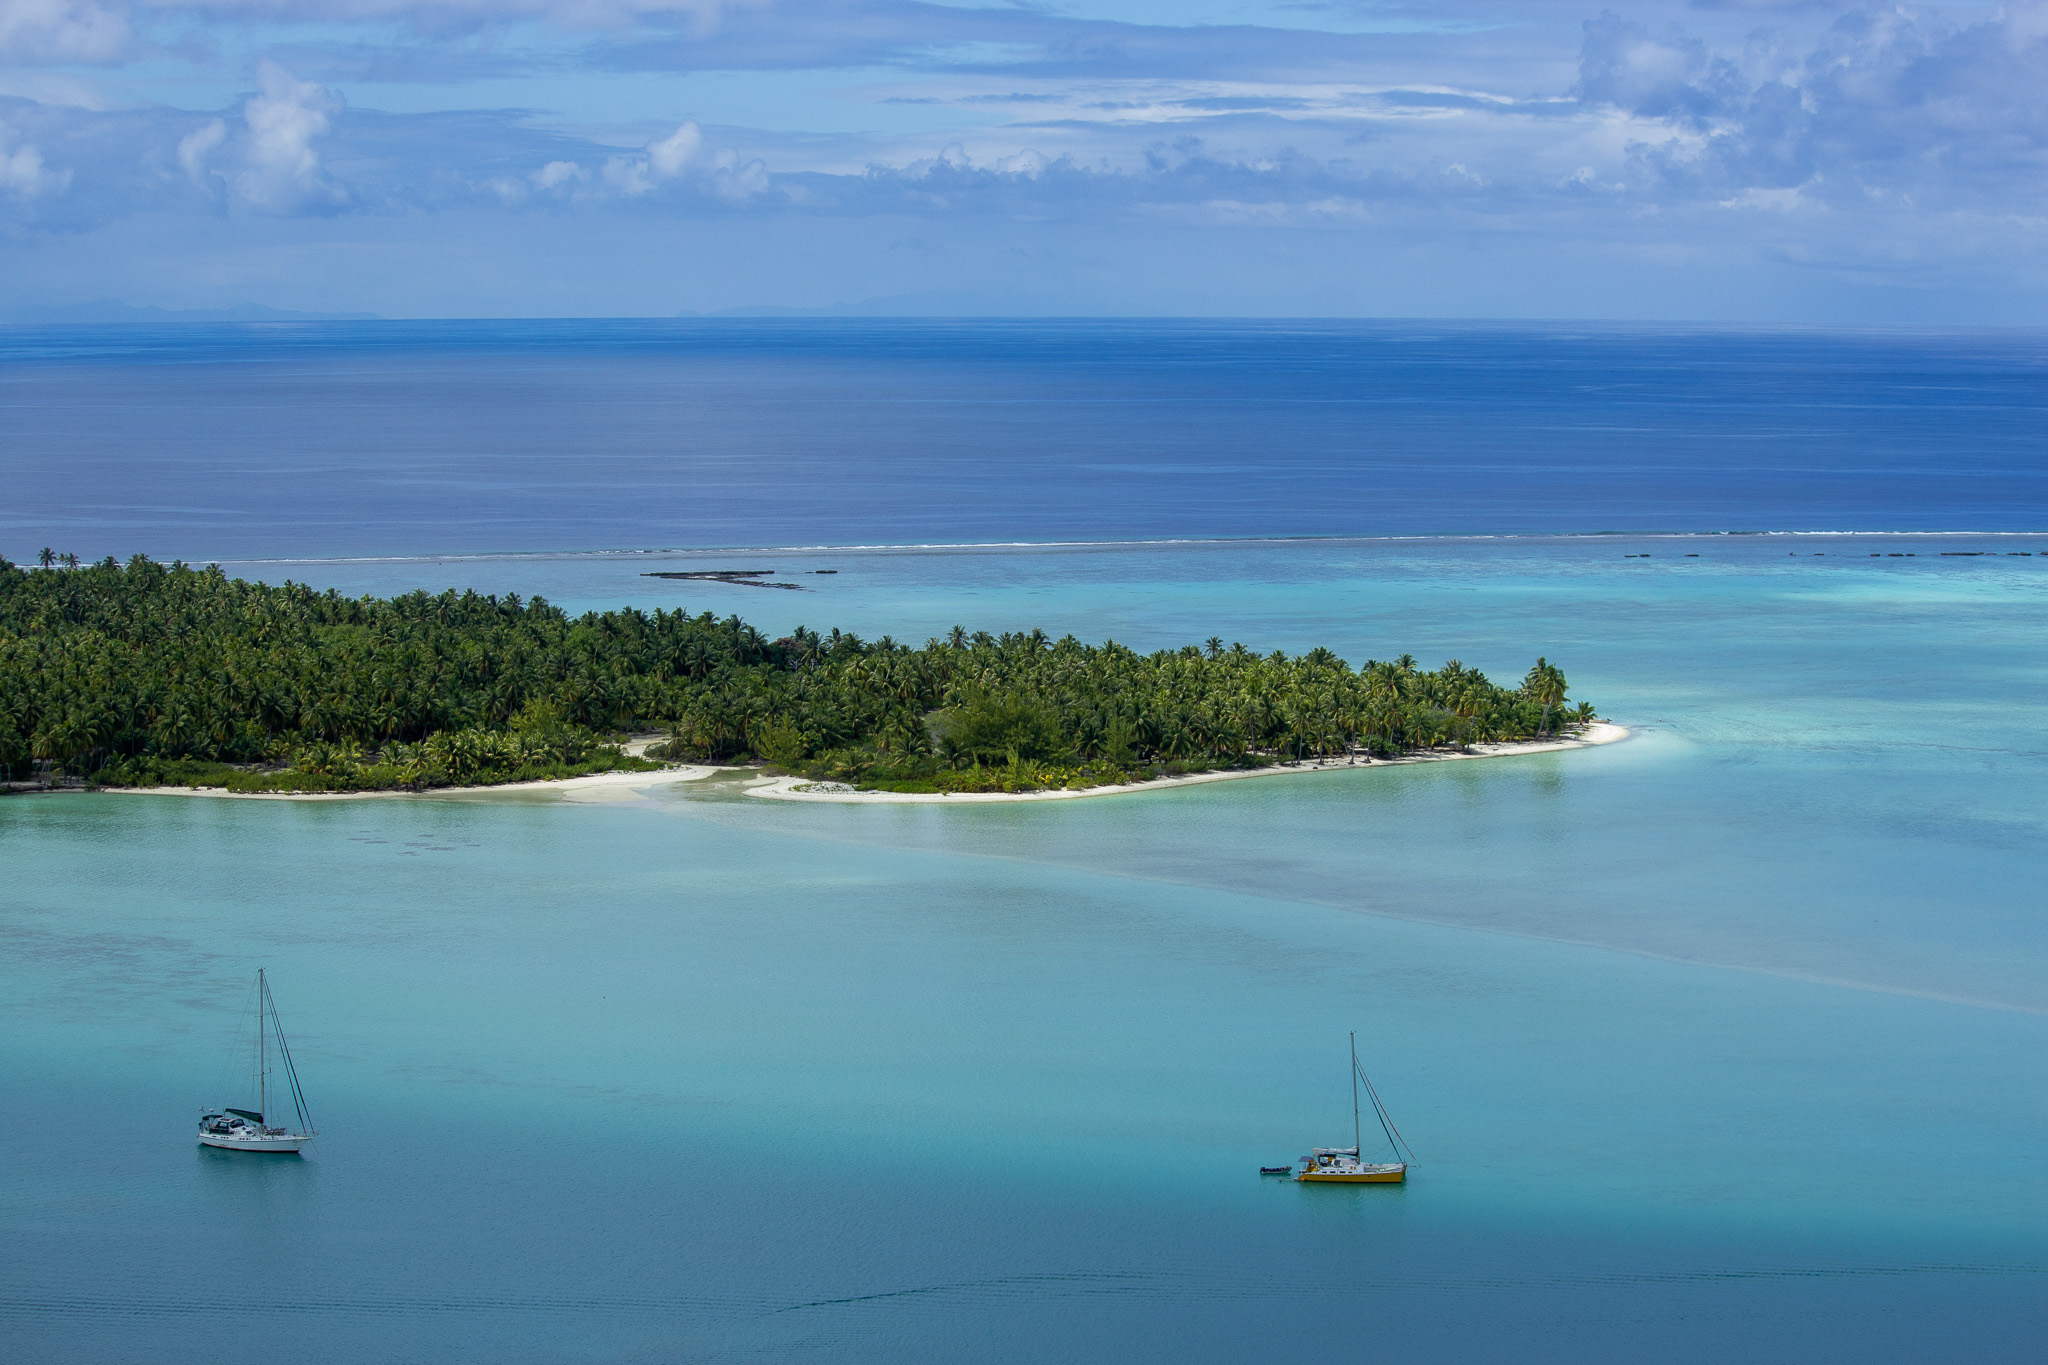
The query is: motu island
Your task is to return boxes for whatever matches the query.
[1,556,1600,798]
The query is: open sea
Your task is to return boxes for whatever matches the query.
[3,321,2047,1362]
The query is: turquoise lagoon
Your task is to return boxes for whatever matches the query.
[5,534,2048,1362]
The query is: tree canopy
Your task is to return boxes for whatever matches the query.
[0,556,1595,793]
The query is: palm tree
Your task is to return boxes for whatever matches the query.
[2,555,1592,795]
[37,548,55,569]
[1521,658,1567,736]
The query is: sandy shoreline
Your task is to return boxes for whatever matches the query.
[89,735,720,803]
[97,763,722,802]
[747,721,1631,805]
[69,723,1628,805]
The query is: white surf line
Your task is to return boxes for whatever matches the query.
[202,529,2048,569]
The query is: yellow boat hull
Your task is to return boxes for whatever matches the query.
[1297,1166,1406,1184]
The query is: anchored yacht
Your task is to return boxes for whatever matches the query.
[1293,1032,1412,1184]
[198,969,316,1154]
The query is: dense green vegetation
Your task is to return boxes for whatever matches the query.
[0,556,1594,794]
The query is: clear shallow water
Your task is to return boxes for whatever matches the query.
[4,325,2048,1361]
[5,786,2047,1363]
[223,534,2048,1013]
[5,536,2048,1362]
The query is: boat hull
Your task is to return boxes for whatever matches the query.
[199,1134,310,1154]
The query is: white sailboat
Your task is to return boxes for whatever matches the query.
[198,969,316,1154]
[1294,1032,1413,1183]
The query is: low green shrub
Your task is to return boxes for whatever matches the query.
[91,755,243,788]
[90,738,661,794]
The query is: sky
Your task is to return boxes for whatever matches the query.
[0,0,2045,319]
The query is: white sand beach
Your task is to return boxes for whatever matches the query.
[102,763,721,803]
[97,735,719,803]
[91,724,1628,805]
[747,721,1631,805]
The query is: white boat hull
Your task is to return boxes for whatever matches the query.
[199,1133,310,1153]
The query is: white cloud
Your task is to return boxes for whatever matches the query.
[495,158,582,202]
[233,59,346,213]
[994,148,1049,177]
[1599,4,2048,209]
[533,158,580,190]
[646,121,700,178]
[0,0,129,64]
[177,117,225,181]
[0,130,70,196]
[705,147,767,200]
[1577,11,1747,126]
[598,119,765,200]
[0,0,2038,292]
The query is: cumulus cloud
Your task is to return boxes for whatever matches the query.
[1585,4,2048,209]
[176,117,225,182]
[703,148,768,200]
[533,159,580,189]
[601,120,709,194]
[0,1,2041,261]
[234,60,347,212]
[603,121,697,195]
[646,121,700,178]
[597,120,767,202]
[0,65,351,223]
[0,127,70,197]
[993,148,1049,177]
[897,144,1060,184]
[1577,11,1749,127]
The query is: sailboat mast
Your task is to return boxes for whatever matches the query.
[258,969,267,1126]
[1350,1032,1361,1154]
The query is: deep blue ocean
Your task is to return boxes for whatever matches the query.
[3,322,2047,1363]
[4,319,2047,557]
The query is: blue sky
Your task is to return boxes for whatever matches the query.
[1,0,2044,318]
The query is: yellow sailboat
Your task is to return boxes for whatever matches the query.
[1294,1033,1413,1184]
